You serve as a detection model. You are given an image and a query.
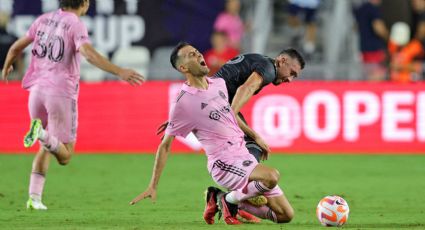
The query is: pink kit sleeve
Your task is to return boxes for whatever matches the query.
[26,17,40,40]
[71,21,91,51]
[165,103,195,138]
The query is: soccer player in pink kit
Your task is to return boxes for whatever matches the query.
[2,0,144,210]
[130,42,296,225]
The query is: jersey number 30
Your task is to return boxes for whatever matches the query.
[32,34,65,62]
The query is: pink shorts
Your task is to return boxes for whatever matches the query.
[28,90,78,143]
[210,153,284,197]
[210,153,258,192]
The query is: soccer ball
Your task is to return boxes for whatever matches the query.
[316,195,349,227]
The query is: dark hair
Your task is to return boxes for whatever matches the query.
[59,0,87,9]
[170,42,191,70]
[279,48,305,69]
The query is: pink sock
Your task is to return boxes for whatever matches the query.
[226,181,272,204]
[239,201,278,222]
[29,172,46,199]
[40,131,60,153]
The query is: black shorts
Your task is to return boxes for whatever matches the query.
[239,112,263,162]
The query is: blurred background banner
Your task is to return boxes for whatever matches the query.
[9,0,224,53]
[1,82,424,154]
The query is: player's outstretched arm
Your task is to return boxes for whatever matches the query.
[79,43,145,86]
[130,135,175,205]
[230,72,263,114]
[2,37,33,82]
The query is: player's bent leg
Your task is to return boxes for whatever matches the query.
[248,164,280,189]
[267,194,294,223]
[225,164,280,210]
[211,161,279,207]
[44,95,77,165]
[53,142,75,165]
[238,194,293,223]
[238,201,277,222]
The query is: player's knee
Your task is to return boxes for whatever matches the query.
[264,169,280,189]
[57,153,72,166]
[276,215,293,223]
[276,208,294,223]
[58,158,70,166]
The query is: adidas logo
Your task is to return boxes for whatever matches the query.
[201,103,208,109]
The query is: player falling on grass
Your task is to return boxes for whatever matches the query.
[157,45,305,206]
[130,42,299,225]
[1,0,144,210]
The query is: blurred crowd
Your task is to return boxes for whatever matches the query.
[353,0,425,83]
[0,0,424,82]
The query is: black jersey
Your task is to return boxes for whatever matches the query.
[213,53,277,104]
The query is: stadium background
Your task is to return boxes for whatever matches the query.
[0,1,425,229]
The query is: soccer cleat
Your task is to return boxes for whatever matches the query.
[26,197,47,210]
[217,192,242,225]
[23,119,42,148]
[237,209,261,223]
[203,186,222,224]
[247,195,268,207]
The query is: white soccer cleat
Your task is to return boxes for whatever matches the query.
[27,198,48,210]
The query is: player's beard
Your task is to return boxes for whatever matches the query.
[191,65,209,77]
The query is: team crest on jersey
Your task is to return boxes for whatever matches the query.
[209,110,221,121]
[219,90,226,99]
[242,160,253,167]
[227,55,244,64]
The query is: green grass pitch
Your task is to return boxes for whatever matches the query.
[0,154,425,229]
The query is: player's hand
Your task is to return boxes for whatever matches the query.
[117,68,145,86]
[156,121,169,139]
[130,187,157,205]
[254,135,270,161]
[1,66,13,83]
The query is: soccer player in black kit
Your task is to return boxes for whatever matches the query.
[214,49,305,162]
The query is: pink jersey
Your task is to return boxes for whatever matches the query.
[22,9,91,100]
[165,77,247,165]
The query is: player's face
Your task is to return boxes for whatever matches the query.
[274,55,301,85]
[178,46,210,77]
